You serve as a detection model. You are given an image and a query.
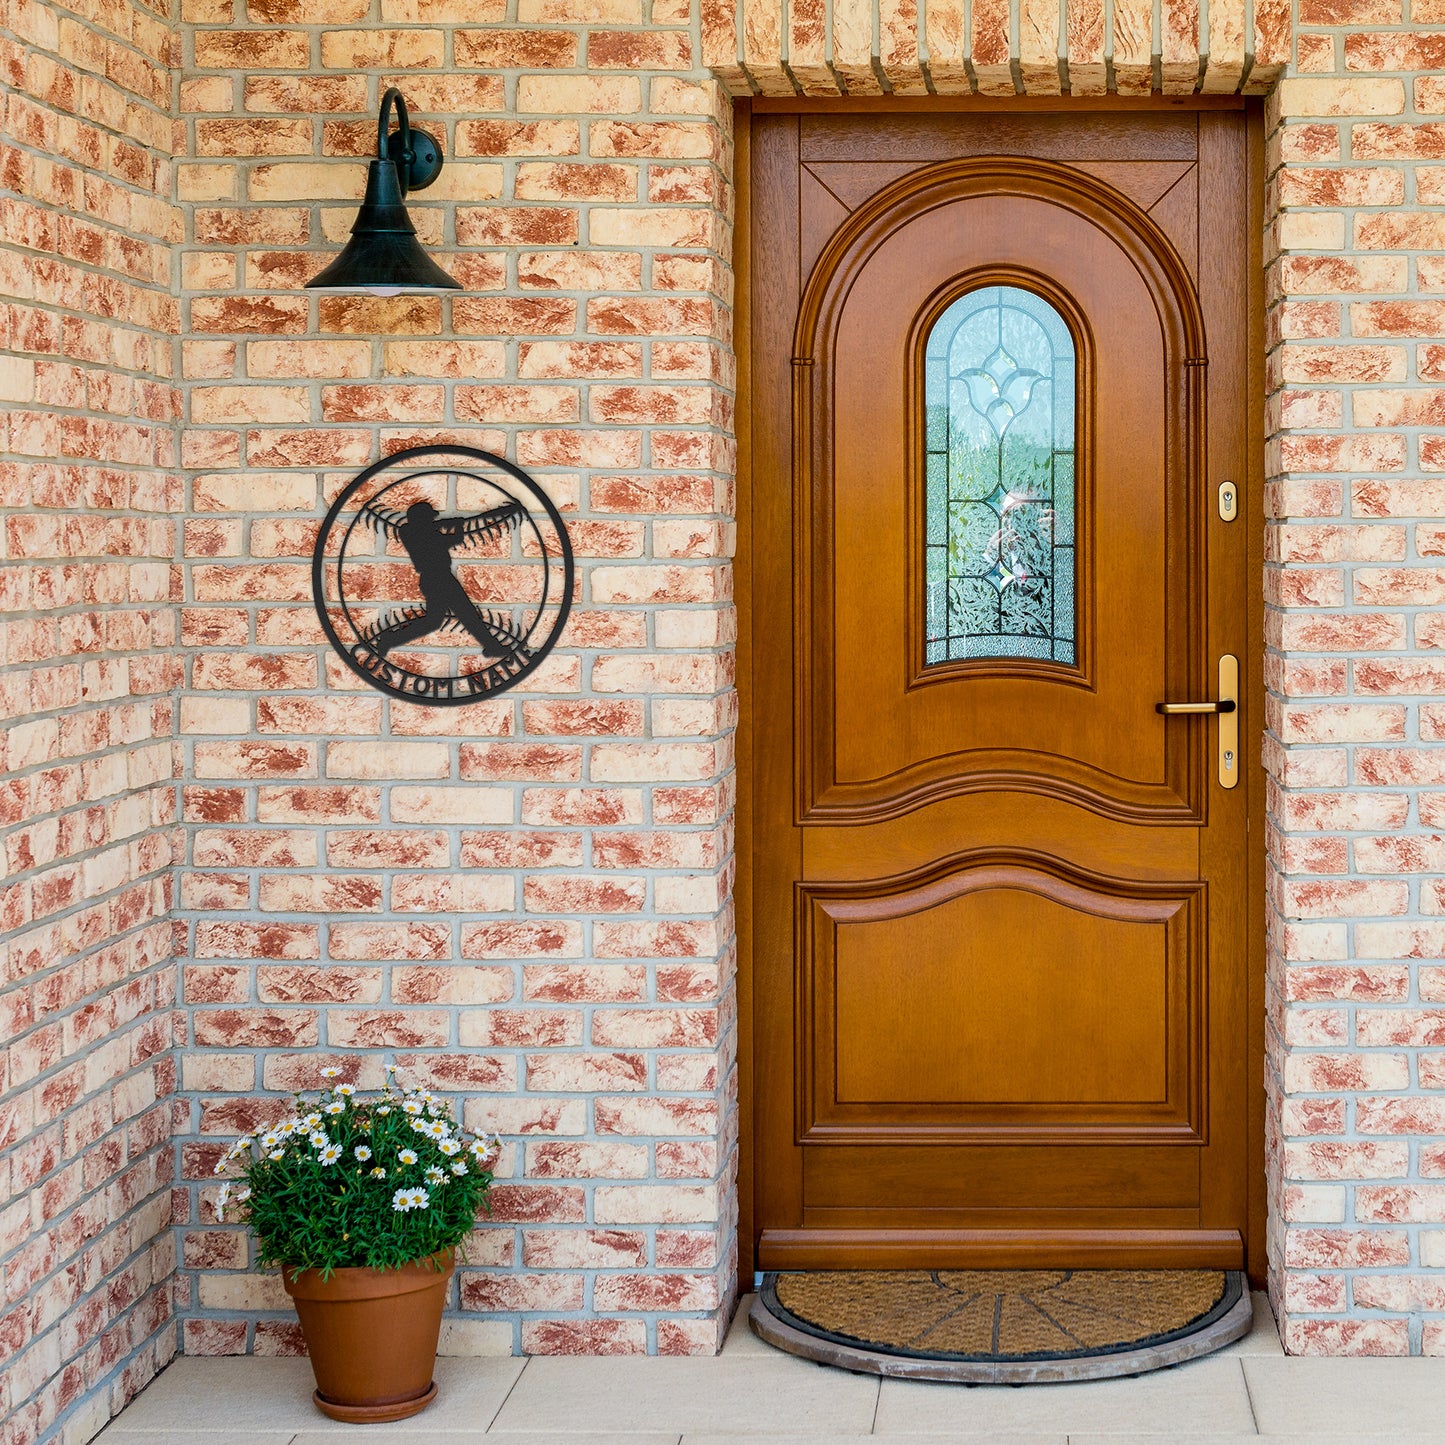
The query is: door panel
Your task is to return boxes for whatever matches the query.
[834,890,1170,1106]
[803,1145,1201,1213]
[750,109,1256,1271]
[803,173,1197,825]
[806,864,1196,1122]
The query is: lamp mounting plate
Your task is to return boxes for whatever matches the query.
[386,126,443,193]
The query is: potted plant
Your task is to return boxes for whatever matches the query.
[214,1066,500,1423]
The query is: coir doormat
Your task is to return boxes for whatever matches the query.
[750,1269,1251,1383]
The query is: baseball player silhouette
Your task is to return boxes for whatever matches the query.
[359,496,526,661]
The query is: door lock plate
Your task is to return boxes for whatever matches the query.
[1218,654,1239,789]
[1218,480,1238,522]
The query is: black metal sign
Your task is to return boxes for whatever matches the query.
[312,444,573,706]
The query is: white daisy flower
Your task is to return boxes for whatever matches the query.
[402,1100,424,1116]
[235,1187,250,1203]
[425,1166,445,1185]
[376,1105,392,1116]
[324,1100,344,1116]
[392,1187,429,1212]
[321,1067,341,1079]
[212,1159,227,1177]
[409,1118,429,1134]
[450,1161,468,1176]
[370,1166,387,1179]
[398,1148,418,1166]
[259,1132,280,1150]
[335,1083,356,1096]
[386,1063,399,1074]
[269,1149,284,1161]
[319,1144,342,1165]
[354,1145,372,1162]
[278,1120,298,1135]
[438,1138,461,1156]
[302,1113,322,1130]
[309,1131,329,1149]
[424,1120,448,1140]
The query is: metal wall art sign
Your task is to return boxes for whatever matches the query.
[312,443,573,706]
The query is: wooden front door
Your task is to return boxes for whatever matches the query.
[746,106,1261,1272]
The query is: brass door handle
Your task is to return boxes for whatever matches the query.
[1155,655,1239,789]
[1155,699,1236,715]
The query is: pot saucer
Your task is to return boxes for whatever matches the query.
[312,1380,437,1423]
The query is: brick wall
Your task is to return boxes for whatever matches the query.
[0,0,183,1440]
[17,1,1445,1435]
[1265,7,1445,1357]
[171,0,740,1359]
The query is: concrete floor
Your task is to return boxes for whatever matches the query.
[96,1293,1445,1442]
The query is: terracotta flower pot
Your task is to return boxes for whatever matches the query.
[282,1250,453,1423]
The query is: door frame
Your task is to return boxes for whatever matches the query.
[733,95,1268,1286]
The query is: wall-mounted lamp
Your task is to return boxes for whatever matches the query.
[306,87,460,296]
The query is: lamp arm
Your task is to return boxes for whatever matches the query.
[377,87,412,195]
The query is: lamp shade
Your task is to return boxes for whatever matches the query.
[305,89,460,296]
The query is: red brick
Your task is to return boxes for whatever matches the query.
[486,1185,586,1225]
[462,1010,582,1048]
[454,209,579,248]
[521,1319,646,1354]
[593,1274,716,1312]
[456,27,577,67]
[1284,1230,1411,1269]
[460,743,582,781]
[194,922,319,960]
[329,923,449,962]
[524,876,646,913]
[588,30,693,68]
[193,1010,318,1047]
[462,921,584,959]
[522,1227,647,1264]
[454,120,580,157]
[257,964,382,1003]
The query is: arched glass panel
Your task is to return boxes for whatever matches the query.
[924,285,1077,666]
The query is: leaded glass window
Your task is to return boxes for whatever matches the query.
[924,285,1077,666]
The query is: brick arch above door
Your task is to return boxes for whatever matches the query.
[702,0,1288,97]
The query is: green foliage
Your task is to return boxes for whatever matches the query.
[213,1068,500,1277]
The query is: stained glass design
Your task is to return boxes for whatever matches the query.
[924,285,1077,666]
